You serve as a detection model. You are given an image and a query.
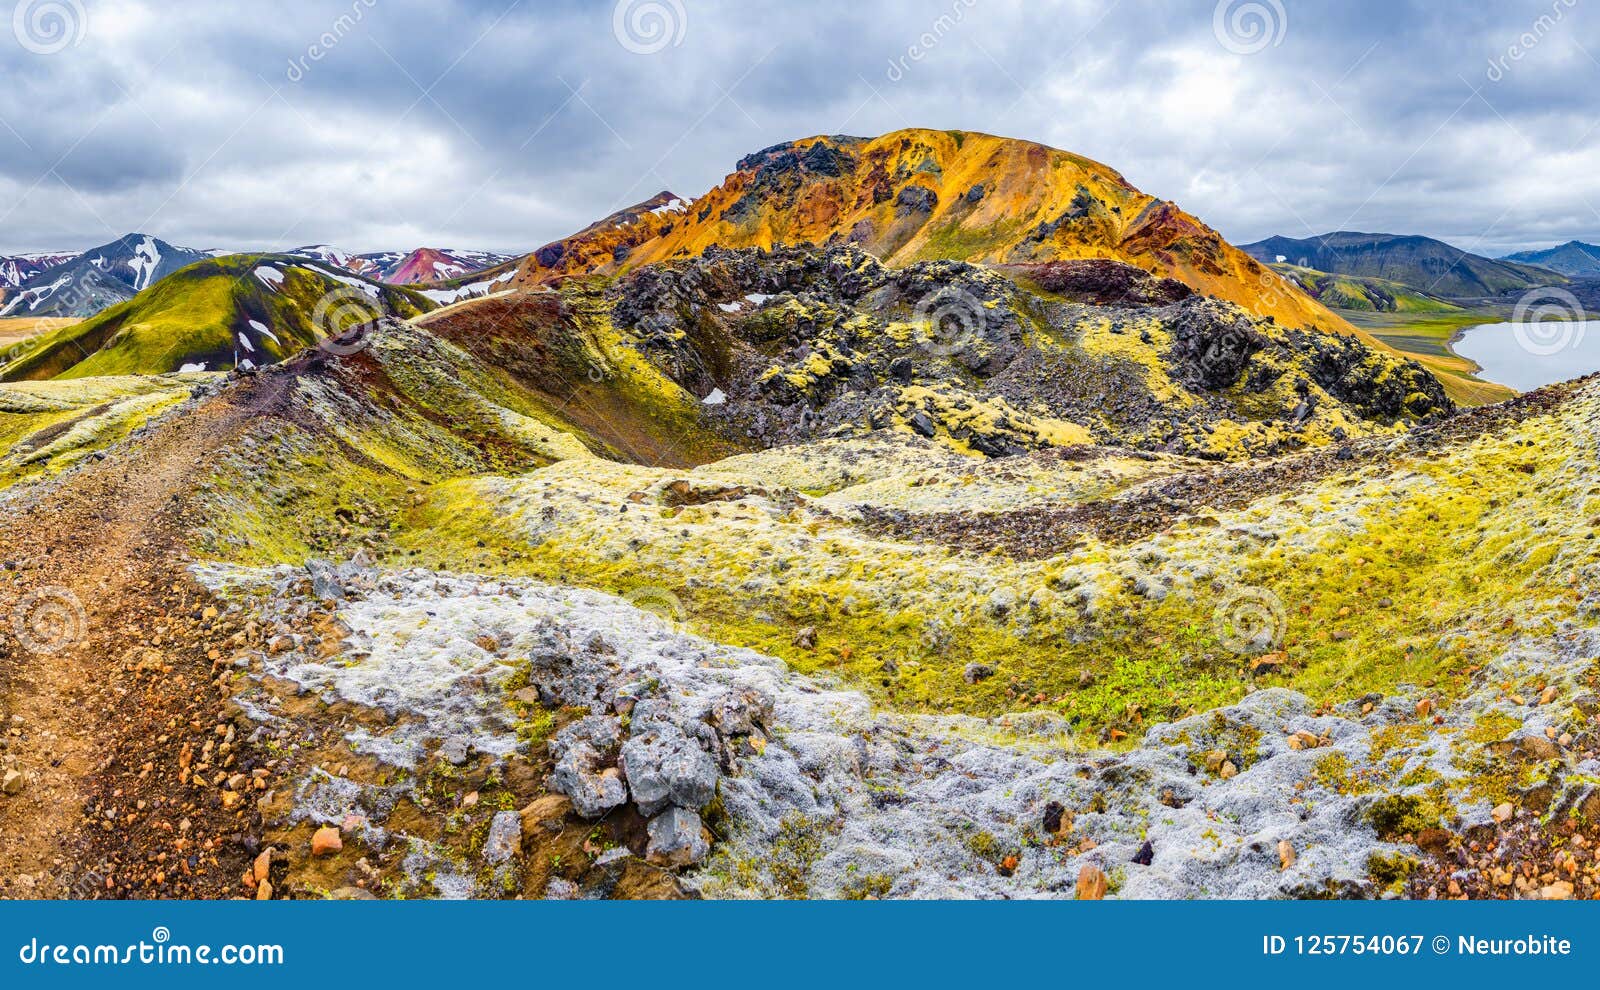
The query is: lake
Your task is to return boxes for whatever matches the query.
[1452,320,1600,393]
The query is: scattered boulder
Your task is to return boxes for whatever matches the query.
[645,807,711,867]
[620,724,719,816]
[1,769,23,796]
[548,715,629,819]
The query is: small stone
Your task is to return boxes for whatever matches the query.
[1286,730,1319,751]
[1415,698,1432,719]
[1540,880,1574,900]
[1075,864,1107,900]
[519,794,573,837]
[1250,652,1285,675]
[963,662,996,684]
[1131,841,1154,866]
[1219,760,1238,780]
[1,769,23,795]
[482,810,521,865]
[792,626,817,650]
[252,848,273,883]
[1277,839,1296,870]
[311,826,343,857]
[1560,732,1574,747]
[1539,685,1559,705]
[544,878,580,900]
[1491,802,1514,824]
[255,878,273,900]
[1202,750,1227,773]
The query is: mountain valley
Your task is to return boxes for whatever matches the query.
[2,129,1599,903]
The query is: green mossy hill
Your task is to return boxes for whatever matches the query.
[605,245,1451,461]
[1271,264,1462,314]
[0,255,433,382]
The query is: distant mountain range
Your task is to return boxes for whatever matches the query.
[286,245,517,284]
[1,254,432,379]
[0,252,77,290]
[1501,240,1600,277]
[1240,231,1561,299]
[0,234,215,320]
[0,237,516,320]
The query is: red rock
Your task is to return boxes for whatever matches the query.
[311,826,343,857]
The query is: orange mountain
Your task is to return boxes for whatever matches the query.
[515,129,1354,335]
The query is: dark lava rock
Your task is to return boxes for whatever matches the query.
[895,184,938,216]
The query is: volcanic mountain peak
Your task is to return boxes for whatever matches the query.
[514,129,1348,335]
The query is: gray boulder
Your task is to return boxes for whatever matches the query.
[646,807,711,867]
[548,715,628,818]
[620,723,719,816]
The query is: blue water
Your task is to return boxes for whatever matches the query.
[1452,320,1600,392]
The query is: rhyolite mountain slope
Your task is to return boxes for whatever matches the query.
[0,234,214,319]
[288,245,517,284]
[1502,240,1600,277]
[514,130,1352,337]
[382,247,517,284]
[1242,231,1561,298]
[0,255,432,381]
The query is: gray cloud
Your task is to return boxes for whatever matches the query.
[1,0,1597,256]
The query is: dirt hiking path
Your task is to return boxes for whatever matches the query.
[0,373,291,898]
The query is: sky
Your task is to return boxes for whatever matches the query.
[2,0,1598,256]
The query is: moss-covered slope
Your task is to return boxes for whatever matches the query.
[0,255,434,381]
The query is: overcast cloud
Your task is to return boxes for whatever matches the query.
[1,0,1597,256]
